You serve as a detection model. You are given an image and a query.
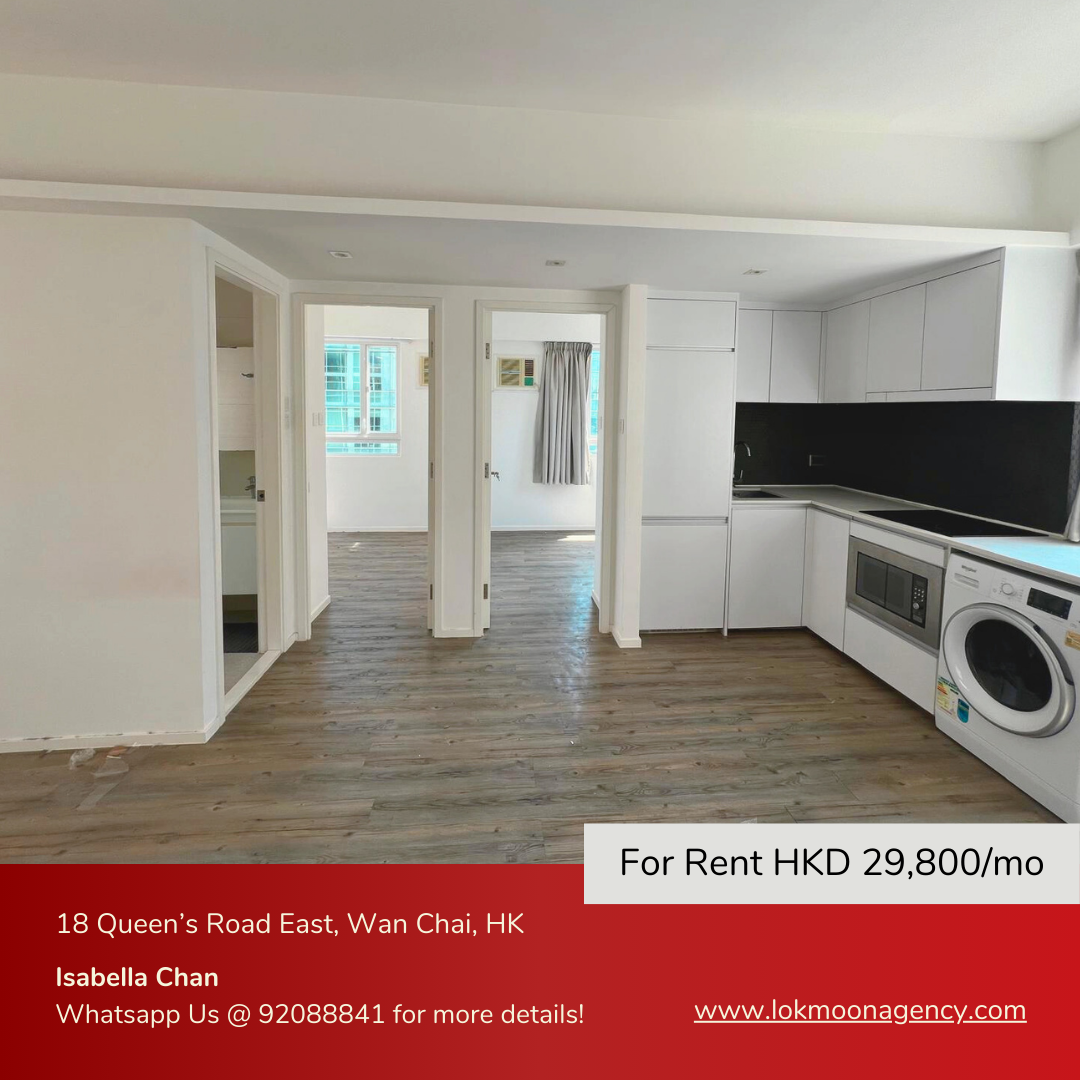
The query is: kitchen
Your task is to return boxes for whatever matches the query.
[640,245,1080,824]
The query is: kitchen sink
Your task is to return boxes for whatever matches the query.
[732,489,782,499]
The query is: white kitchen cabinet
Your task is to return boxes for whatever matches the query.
[920,263,1000,391]
[802,508,850,650]
[728,504,807,628]
[822,300,869,402]
[844,609,938,713]
[642,349,734,518]
[770,311,822,403]
[735,308,772,402]
[640,523,728,630]
[647,298,736,350]
[866,284,925,394]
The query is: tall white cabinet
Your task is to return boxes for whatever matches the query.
[640,297,736,631]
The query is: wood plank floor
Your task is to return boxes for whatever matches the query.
[0,531,1055,863]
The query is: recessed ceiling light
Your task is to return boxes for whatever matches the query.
[743,268,768,275]
[328,250,353,259]
[545,259,567,267]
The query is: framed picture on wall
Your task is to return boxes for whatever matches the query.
[418,355,430,387]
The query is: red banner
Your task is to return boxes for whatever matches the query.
[4,865,1073,1075]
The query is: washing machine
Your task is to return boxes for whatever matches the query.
[936,553,1080,822]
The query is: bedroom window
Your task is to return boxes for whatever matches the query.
[325,341,400,455]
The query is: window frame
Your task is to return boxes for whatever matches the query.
[324,336,402,455]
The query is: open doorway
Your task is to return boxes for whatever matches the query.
[303,302,434,638]
[481,308,611,636]
[214,276,264,693]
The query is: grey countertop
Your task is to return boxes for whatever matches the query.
[732,484,1080,588]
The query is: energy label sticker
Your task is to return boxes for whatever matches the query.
[936,677,959,716]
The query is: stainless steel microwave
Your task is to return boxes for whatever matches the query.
[846,537,944,651]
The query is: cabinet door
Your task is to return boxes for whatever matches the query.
[866,285,925,394]
[728,506,807,628]
[642,349,734,518]
[921,263,1000,391]
[735,309,772,402]
[770,311,822,403]
[640,523,728,630]
[822,300,869,402]
[802,509,849,650]
[647,299,736,349]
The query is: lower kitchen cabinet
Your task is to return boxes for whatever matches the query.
[802,508,849,649]
[728,504,807,627]
[640,521,728,631]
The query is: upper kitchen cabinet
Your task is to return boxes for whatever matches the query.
[866,284,925,394]
[647,298,736,349]
[824,248,1080,402]
[735,308,822,403]
[770,311,822,402]
[822,300,869,402]
[921,263,999,391]
[735,308,772,402]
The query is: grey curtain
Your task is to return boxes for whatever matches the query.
[533,341,593,485]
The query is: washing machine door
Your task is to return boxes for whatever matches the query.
[942,604,1075,737]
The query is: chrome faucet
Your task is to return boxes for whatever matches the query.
[733,441,752,484]
[244,475,257,498]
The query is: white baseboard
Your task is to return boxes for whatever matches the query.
[591,588,600,609]
[0,727,209,755]
[611,626,642,649]
[433,626,481,638]
[310,594,331,621]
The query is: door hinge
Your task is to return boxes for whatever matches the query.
[429,462,434,480]
[484,462,490,479]
[430,584,434,600]
[483,583,489,600]
[485,342,491,360]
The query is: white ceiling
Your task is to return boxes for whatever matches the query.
[187,206,1007,302]
[2,0,1080,140]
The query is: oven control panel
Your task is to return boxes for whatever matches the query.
[911,576,928,626]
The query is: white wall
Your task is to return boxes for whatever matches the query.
[1039,121,1080,241]
[320,305,430,531]
[0,212,209,744]
[0,73,1047,230]
[490,311,602,530]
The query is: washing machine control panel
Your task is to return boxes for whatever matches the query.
[1027,586,1072,621]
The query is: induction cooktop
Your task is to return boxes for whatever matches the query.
[863,508,1036,538]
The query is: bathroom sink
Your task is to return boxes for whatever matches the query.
[732,489,782,499]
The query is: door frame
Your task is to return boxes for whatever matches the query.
[474,300,619,635]
[292,292,443,638]
[206,251,287,727]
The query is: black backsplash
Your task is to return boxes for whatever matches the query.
[733,401,1077,534]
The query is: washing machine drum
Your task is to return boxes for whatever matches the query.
[943,604,1075,737]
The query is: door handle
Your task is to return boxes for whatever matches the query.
[491,470,500,481]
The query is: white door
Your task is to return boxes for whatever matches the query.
[479,308,493,629]
[770,311,822,403]
[942,605,1074,736]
